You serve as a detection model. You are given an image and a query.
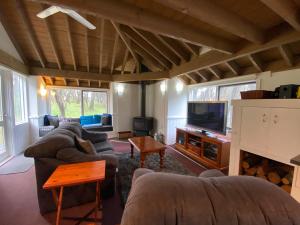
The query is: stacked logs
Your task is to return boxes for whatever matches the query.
[241,153,294,193]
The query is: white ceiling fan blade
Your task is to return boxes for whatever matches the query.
[37,6,60,18]
[66,10,96,30]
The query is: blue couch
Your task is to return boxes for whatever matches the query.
[80,114,113,132]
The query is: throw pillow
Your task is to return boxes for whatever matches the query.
[47,115,59,128]
[74,136,97,155]
[102,114,112,126]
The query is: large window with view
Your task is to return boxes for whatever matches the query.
[50,88,108,118]
[13,73,27,124]
[188,81,256,131]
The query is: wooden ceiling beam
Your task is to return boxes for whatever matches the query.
[260,0,300,31]
[169,28,300,77]
[225,61,240,75]
[99,18,104,74]
[248,54,264,72]
[121,48,129,75]
[32,0,235,53]
[131,28,180,65]
[111,21,140,73]
[0,7,28,64]
[278,44,294,66]
[182,42,199,57]
[16,0,46,68]
[121,26,172,69]
[111,32,119,74]
[185,73,200,84]
[208,66,222,79]
[130,41,165,71]
[42,4,62,70]
[0,49,28,75]
[154,0,265,43]
[65,16,77,70]
[30,67,113,81]
[155,35,187,63]
[113,71,169,82]
[195,70,208,81]
[85,25,90,72]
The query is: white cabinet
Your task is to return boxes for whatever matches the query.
[240,107,270,154]
[240,106,300,163]
[230,99,300,202]
[267,108,300,162]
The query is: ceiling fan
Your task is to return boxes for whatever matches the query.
[37,6,96,30]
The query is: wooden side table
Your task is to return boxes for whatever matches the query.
[128,136,165,168]
[43,161,106,225]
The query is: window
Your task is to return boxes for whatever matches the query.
[50,89,81,118]
[83,91,108,115]
[13,73,27,124]
[49,88,108,118]
[219,82,256,129]
[189,86,217,101]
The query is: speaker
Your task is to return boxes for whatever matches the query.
[279,84,299,99]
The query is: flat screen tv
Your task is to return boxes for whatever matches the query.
[187,102,227,134]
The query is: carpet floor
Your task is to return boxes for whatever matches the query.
[0,153,34,175]
[0,140,206,225]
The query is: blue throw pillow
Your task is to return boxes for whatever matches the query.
[94,115,102,124]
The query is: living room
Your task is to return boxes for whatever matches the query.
[1,0,300,225]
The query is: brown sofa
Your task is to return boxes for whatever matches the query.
[121,168,300,225]
[25,122,118,214]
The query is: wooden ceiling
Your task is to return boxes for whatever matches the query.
[0,0,300,86]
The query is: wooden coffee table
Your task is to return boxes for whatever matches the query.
[43,160,106,225]
[128,136,165,168]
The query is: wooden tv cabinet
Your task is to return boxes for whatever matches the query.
[175,128,231,170]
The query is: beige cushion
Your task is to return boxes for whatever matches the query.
[74,136,97,155]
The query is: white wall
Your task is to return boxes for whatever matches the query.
[28,76,48,143]
[112,83,140,135]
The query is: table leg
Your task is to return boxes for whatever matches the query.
[159,149,165,168]
[140,153,146,168]
[95,181,100,222]
[51,189,58,208]
[56,186,64,225]
[130,144,134,158]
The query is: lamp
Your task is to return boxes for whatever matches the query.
[176,79,184,93]
[116,83,124,96]
[39,84,47,96]
[160,81,167,94]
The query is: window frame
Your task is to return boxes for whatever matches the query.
[48,87,110,117]
[13,73,28,125]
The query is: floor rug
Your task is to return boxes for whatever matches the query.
[0,153,34,175]
[117,152,196,206]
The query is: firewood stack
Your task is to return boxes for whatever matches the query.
[241,152,294,193]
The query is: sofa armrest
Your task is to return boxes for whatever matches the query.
[56,148,118,168]
[132,168,154,184]
[81,129,108,143]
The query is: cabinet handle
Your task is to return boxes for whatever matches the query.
[273,115,279,124]
[262,114,267,123]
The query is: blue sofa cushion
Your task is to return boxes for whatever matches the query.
[80,115,94,125]
[94,114,102,124]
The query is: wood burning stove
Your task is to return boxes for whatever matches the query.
[133,81,153,136]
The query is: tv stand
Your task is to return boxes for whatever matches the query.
[175,128,230,170]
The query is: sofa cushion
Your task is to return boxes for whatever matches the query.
[24,134,74,158]
[58,122,82,137]
[80,115,94,125]
[94,115,102,124]
[74,136,97,155]
[82,123,102,129]
[94,141,113,152]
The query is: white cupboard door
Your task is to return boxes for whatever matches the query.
[268,108,300,162]
[240,107,271,153]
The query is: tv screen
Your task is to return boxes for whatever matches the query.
[187,102,227,134]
